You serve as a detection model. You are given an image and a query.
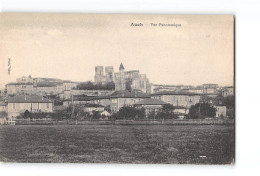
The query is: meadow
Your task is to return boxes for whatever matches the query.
[0,124,234,164]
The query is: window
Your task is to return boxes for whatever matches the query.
[13,103,15,109]
[47,103,49,108]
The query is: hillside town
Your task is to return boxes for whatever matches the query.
[0,63,234,124]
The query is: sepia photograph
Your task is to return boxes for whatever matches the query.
[0,13,234,164]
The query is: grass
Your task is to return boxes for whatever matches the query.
[0,124,234,164]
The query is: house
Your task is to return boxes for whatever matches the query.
[134,98,168,116]
[222,86,234,97]
[173,106,189,119]
[150,84,193,94]
[202,84,218,94]
[0,102,7,112]
[33,77,63,86]
[151,91,201,108]
[16,75,33,84]
[109,90,150,113]
[7,95,53,118]
[6,83,34,95]
[83,104,105,113]
[63,81,78,91]
[101,110,111,117]
[182,87,204,94]
[214,105,227,118]
[34,83,63,95]
[90,96,112,107]
[63,95,94,106]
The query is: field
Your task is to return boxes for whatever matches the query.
[0,124,234,164]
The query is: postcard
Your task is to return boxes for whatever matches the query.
[0,13,234,164]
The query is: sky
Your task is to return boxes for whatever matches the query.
[0,13,234,89]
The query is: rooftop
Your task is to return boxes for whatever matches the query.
[6,82,33,86]
[134,98,168,105]
[7,95,52,103]
[119,63,125,70]
[152,91,201,96]
[110,90,150,98]
[64,95,95,101]
[0,102,7,106]
[84,103,104,108]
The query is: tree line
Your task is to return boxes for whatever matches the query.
[76,81,115,90]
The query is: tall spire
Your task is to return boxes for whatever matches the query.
[119,63,125,71]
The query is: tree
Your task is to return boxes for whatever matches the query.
[188,103,216,119]
[156,104,176,119]
[106,82,115,90]
[104,105,111,113]
[116,106,145,120]
[223,95,235,109]
[92,111,101,120]
[23,110,32,119]
[76,81,115,90]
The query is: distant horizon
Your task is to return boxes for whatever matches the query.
[0,70,234,89]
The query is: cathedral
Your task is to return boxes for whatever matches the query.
[94,63,151,94]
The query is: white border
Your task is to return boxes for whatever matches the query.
[1,0,260,176]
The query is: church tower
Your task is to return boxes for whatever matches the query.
[115,63,126,91]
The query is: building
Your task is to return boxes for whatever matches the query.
[134,98,168,117]
[109,90,150,113]
[90,96,112,107]
[7,95,53,118]
[203,84,218,94]
[105,66,114,82]
[62,95,94,106]
[6,83,34,95]
[33,77,63,86]
[94,66,114,83]
[63,81,78,91]
[0,102,7,112]
[114,63,127,91]
[173,106,189,119]
[222,86,234,97]
[34,84,63,95]
[131,74,151,94]
[16,75,33,84]
[151,91,201,108]
[114,63,151,93]
[214,105,227,117]
[182,87,204,94]
[150,84,192,94]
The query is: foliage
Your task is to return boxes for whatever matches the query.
[92,111,101,120]
[223,95,235,109]
[76,81,115,90]
[147,111,156,120]
[188,103,216,119]
[115,106,145,120]
[155,104,176,119]
[200,94,235,110]
[23,110,32,119]
[104,105,111,113]
[0,111,8,118]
